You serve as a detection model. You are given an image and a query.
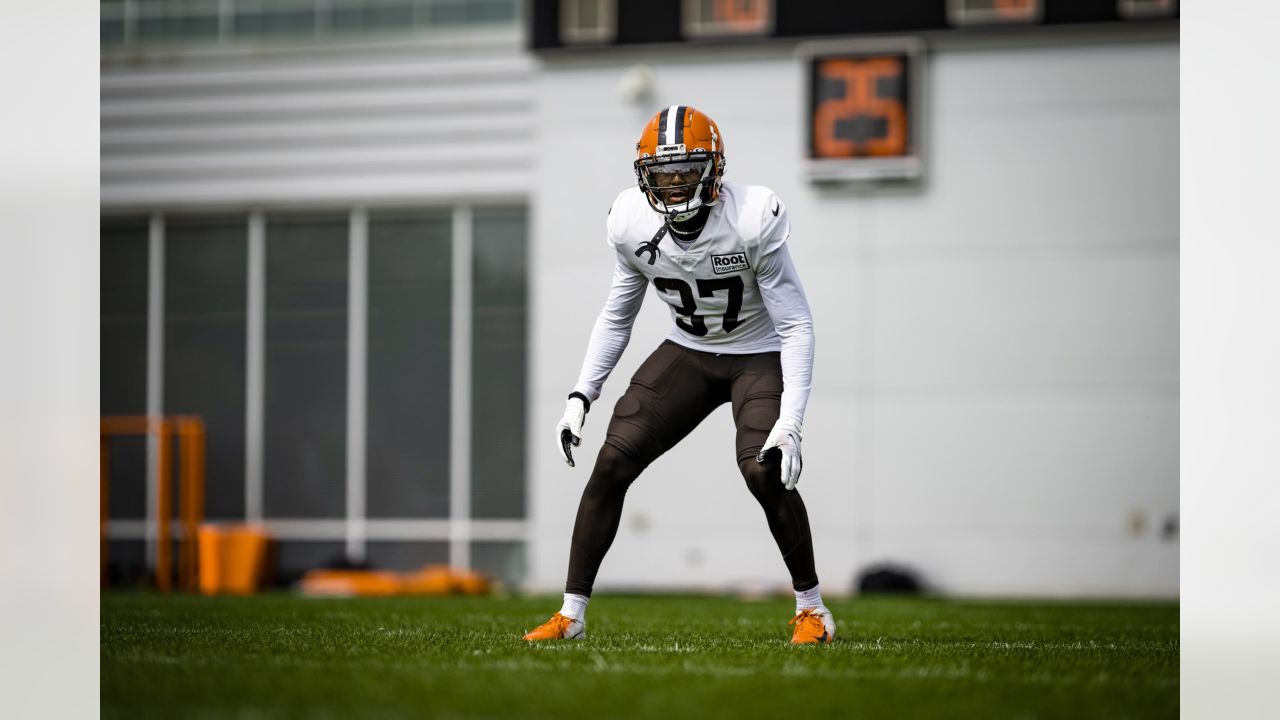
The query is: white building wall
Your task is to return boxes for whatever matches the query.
[529,39,1178,597]
[101,28,535,209]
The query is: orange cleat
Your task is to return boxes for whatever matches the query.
[522,612,585,641]
[789,608,836,644]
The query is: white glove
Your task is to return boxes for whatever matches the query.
[756,417,803,490]
[556,396,588,468]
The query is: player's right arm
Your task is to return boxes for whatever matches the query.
[557,256,647,467]
[571,257,647,404]
[558,196,649,467]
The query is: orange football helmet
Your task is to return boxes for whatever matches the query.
[634,105,726,221]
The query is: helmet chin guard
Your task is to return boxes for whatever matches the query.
[634,105,726,221]
[668,206,703,223]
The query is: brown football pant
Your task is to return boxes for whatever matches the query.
[565,340,819,596]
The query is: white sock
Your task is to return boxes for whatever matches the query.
[559,593,589,621]
[795,585,827,614]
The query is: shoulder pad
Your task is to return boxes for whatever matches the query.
[606,188,642,248]
[733,185,775,250]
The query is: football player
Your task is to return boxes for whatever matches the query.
[522,106,834,645]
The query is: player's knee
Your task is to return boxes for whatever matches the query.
[738,457,777,498]
[586,444,642,494]
[593,443,630,477]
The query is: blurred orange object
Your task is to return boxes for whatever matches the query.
[101,415,206,592]
[299,564,493,597]
[297,569,404,597]
[401,565,453,596]
[452,569,492,596]
[198,524,269,595]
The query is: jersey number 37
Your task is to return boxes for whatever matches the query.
[653,276,744,337]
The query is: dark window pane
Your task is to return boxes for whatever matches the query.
[270,540,347,586]
[103,435,147,520]
[137,4,221,42]
[365,540,448,571]
[470,207,527,519]
[367,212,452,519]
[165,216,248,520]
[472,541,525,588]
[330,1,415,33]
[425,0,469,24]
[101,18,125,46]
[233,2,317,37]
[474,0,519,22]
[106,539,148,586]
[264,214,348,518]
[102,217,150,519]
[426,0,517,25]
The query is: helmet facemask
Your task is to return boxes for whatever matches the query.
[637,157,718,222]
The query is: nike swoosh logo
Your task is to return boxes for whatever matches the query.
[771,203,779,217]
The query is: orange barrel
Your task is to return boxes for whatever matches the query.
[198,524,269,595]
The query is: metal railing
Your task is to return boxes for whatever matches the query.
[101,0,518,48]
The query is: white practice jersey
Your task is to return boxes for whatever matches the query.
[571,181,815,423]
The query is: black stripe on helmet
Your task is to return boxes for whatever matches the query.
[674,105,688,145]
[657,108,669,144]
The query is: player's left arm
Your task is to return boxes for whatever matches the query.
[753,196,814,490]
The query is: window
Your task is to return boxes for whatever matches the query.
[366,541,449,572]
[263,214,350,519]
[560,0,615,45]
[1118,0,1177,20]
[164,216,248,519]
[947,0,1043,27]
[137,0,222,42]
[233,0,320,38]
[472,541,525,588]
[470,207,528,519]
[101,217,151,521]
[101,217,151,583]
[366,211,453,519]
[682,0,773,39]
[330,0,414,33]
[101,205,530,583]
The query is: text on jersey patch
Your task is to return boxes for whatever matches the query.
[711,252,749,275]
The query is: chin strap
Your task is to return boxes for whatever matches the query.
[635,222,669,266]
[668,206,709,239]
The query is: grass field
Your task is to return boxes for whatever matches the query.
[102,592,1178,719]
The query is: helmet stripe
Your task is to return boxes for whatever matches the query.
[662,105,680,145]
[674,105,688,145]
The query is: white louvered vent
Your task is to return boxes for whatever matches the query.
[101,29,535,208]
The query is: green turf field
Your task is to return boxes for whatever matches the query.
[101,592,1177,719]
